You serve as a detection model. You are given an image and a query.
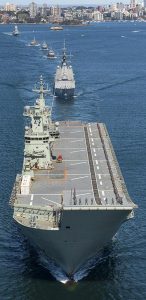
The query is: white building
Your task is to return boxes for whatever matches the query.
[29,2,38,18]
[5,2,16,11]
[50,5,61,17]
[93,10,103,21]
[130,0,137,9]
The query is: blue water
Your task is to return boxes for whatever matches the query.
[0,22,146,299]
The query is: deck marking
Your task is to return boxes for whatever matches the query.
[90,133,93,136]
[98,174,101,179]
[70,149,86,154]
[41,197,62,206]
[100,181,103,185]
[70,162,87,166]
[93,148,96,153]
[89,128,92,133]
[71,175,89,181]
[94,153,97,157]
[31,194,34,201]
[70,131,82,134]
[30,202,32,206]
[92,142,95,146]
[102,191,105,196]
[70,139,83,143]
[91,138,94,142]
[95,160,98,165]
[76,192,92,196]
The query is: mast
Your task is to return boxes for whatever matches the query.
[32,75,50,108]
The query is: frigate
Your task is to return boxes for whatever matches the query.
[54,44,75,99]
[10,76,137,276]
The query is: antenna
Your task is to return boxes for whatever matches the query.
[32,75,50,95]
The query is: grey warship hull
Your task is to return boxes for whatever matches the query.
[16,208,132,275]
[54,87,74,99]
[11,117,136,276]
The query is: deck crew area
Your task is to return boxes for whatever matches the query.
[13,121,135,210]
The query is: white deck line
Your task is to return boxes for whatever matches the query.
[70,139,84,143]
[76,192,92,196]
[71,175,89,181]
[70,149,86,154]
[41,197,62,206]
[70,162,87,166]
[18,193,62,196]
[55,148,85,150]
[70,131,83,134]
[63,160,88,161]
[35,173,90,176]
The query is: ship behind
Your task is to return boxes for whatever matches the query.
[54,43,75,100]
[10,76,137,277]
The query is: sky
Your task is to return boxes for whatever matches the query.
[0,0,129,5]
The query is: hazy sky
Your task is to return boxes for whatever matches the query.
[0,0,129,5]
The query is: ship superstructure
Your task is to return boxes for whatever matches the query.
[10,76,136,277]
[54,44,75,99]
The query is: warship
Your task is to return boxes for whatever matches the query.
[47,49,56,59]
[29,36,40,47]
[10,76,136,276]
[41,41,48,50]
[54,44,75,99]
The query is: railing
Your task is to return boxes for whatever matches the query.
[97,124,124,205]
[9,175,21,206]
[103,125,132,203]
[14,204,62,229]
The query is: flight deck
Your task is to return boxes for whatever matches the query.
[12,121,134,210]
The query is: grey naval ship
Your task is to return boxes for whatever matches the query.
[54,45,75,99]
[10,76,136,276]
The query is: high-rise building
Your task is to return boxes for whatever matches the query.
[5,2,16,11]
[130,0,137,9]
[93,10,103,21]
[50,5,61,17]
[29,2,38,18]
[41,3,47,16]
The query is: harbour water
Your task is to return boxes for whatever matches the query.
[0,22,146,299]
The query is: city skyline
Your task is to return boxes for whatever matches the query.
[0,0,131,6]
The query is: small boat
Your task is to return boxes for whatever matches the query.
[12,25,20,36]
[47,49,56,59]
[29,36,39,46]
[41,41,48,50]
[50,26,63,31]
